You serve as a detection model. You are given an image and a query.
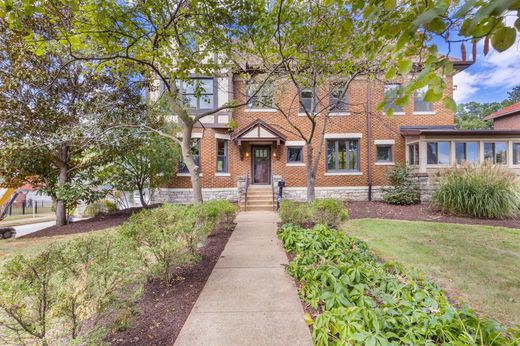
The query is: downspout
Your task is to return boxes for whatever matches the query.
[366,79,373,201]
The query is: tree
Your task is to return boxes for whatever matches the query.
[504,85,520,106]
[0,19,145,225]
[103,132,180,207]
[6,0,265,203]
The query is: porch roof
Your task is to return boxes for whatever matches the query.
[400,126,520,137]
[231,119,287,145]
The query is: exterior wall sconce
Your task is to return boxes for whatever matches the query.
[273,152,277,157]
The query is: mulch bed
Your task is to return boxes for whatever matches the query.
[107,223,234,346]
[347,201,520,229]
[20,206,159,239]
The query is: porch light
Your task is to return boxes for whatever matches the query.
[273,152,277,157]
[246,151,249,157]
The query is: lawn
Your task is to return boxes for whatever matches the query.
[346,219,520,326]
[0,228,116,268]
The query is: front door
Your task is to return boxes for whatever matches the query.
[252,146,271,184]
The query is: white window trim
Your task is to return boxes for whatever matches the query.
[374,139,395,145]
[324,133,362,139]
[413,111,436,115]
[286,140,306,146]
[324,172,363,176]
[215,172,231,177]
[375,162,395,166]
[286,163,306,167]
[245,108,277,113]
[383,111,405,116]
[215,133,231,140]
[177,132,203,139]
[177,173,204,177]
[329,112,351,116]
[298,112,319,116]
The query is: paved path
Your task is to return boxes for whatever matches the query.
[14,221,56,237]
[174,211,312,346]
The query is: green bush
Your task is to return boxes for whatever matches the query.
[382,164,420,205]
[432,162,520,218]
[83,199,118,217]
[198,199,237,230]
[279,198,348,229]
[278,224,519,345]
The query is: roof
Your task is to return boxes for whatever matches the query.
[231,119,286,144]
[484,101,520,121]
[401,126,520,136]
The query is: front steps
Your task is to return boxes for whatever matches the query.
[241,186,274,211]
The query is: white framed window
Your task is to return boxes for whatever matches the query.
[247,82,275,109]
[484,142,507,164]
[384,83,403,113]
[376,145,393,163]
[513,143,520,165]
[455,142,479,164]
[414,87,433,112]
[408,143,419,165]
[427,142,450,165]
[326,139,359,172]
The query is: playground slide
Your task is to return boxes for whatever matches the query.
[0,188,15,208]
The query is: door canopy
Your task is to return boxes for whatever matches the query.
[231,119,286,146]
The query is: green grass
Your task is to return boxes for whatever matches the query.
[345,219,520,326]
[0,228,116,268]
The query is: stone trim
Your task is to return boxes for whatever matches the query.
[324,133,363,139]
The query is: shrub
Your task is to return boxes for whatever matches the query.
[279,199,348,228]
[278,224,519,345]
[382,164,420,205]
[83,199,118,217]
[431,162,520,218]
[310,198,348,229]
[197,199,237,230]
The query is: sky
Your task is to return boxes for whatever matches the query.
[451,15,520,105]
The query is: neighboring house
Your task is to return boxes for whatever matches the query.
[484,101,520,130]
[152,59,520,205]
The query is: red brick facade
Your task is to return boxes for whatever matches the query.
[167,76,455,192]
[493,114,520,130]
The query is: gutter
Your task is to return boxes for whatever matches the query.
[366,80,372,201]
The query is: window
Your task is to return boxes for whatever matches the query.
[326,139,359,172]
[384,83,402,113]
[408,143,420,165]
[414,86,433,112]
[455,142,479,164]
[287,146,304,163]
[177,78,214,110]
[514,143,520,165]
[484,142,507,164]
[376,145,393,163]
[299,88,318,113]
[179,138,200,173]
[329,83,348,113]
[427,142,450,164]
[216,139,228,173]
[247,82,274,109]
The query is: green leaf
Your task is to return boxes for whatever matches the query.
[424,88,443,103]
[491,26,517,52]
[398,60,412,74]
[515,18,520,31]
[385,67,397,80]
[443,97,457,112]
[304,313,314,325]
[385,108,394,117]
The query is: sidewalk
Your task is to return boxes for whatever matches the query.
[174,211,312,346]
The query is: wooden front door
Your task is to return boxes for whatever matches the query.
[252,146,271,184]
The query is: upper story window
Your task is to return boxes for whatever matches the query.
[326,139,359,172]
[455,142,478,164]
[427,141,450,165]
[299,88,318,114]
[414,87,433,112]
[384,83,403,113]
[484,142,507,164]
[177,78,215,110]
[513,143,520,165]
[179,138,201,173]
[247,82,275,109]
[329,83,348,113]
[216,139,228,173]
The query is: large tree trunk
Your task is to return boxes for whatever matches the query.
[181,126,203,203]
[55,146,68,226]
[306,144,316,201]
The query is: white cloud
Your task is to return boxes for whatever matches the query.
[453,18,520,103]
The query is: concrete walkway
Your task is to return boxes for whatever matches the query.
[174,211,312,346]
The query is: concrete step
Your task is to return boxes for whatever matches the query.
[247,200,274,206]
[245,205,274,211]
[247,189,272,195]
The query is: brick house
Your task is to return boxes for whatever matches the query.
[484,101,520,129]
[153,63,520,208]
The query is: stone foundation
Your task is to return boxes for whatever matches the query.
[153,188,239,204]
[282,186,385,202]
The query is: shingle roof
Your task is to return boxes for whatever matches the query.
[484,101,520,121]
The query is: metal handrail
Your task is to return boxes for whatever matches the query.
[271,174,276,211]
[244,170,249,211]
